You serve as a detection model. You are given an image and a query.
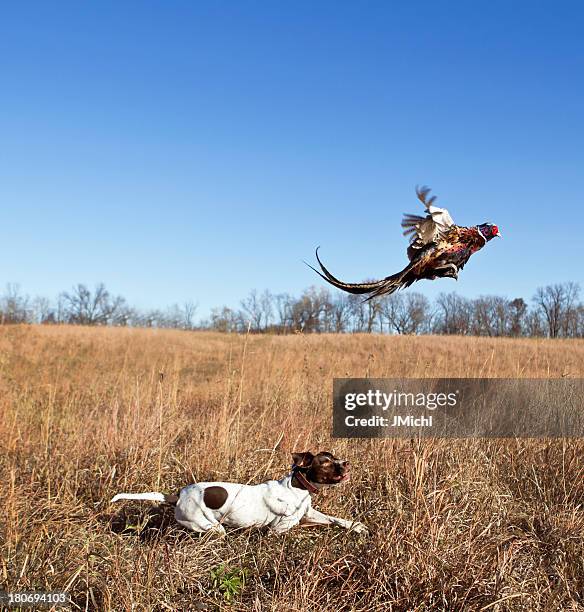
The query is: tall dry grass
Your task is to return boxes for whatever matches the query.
[1,325,583,611]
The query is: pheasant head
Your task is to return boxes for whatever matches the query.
[477,223,501,241]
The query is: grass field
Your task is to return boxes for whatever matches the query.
[1,325,583,611]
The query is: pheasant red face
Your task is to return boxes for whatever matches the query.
[477,223,500,241]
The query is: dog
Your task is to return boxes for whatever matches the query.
[111,451,368,535]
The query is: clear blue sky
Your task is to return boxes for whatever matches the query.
[1,1,583,317]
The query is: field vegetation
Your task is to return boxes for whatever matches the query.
[1,325,583,610]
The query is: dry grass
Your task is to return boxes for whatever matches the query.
[1,325,583,611]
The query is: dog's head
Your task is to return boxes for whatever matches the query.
[291,451,350,487]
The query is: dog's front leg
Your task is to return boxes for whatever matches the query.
[300,508,368,534]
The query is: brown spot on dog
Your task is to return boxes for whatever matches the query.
[203,486,228,509]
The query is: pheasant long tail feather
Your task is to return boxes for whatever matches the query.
[362,274,412,301]
[361,259,422,301]
[307,248,409,298]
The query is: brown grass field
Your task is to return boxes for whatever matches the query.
[1,325,583,611]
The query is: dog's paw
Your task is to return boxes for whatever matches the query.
[351,521,369,535]
[204,524,226,538]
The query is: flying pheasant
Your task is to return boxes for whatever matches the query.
[309,186,500,300]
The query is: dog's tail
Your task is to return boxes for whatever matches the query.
[111,492,178,504]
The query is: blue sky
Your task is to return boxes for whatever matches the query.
[1,1,583,317]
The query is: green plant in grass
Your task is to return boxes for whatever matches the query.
[122,514,150,535]
[210,564,249,602]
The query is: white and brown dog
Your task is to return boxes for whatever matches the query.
[111,451,368,535]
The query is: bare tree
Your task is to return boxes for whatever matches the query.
[330,294,352,333]
[163,304,184,328]
[182,300,198,330]
[289,287,330,332]
[573,304,584,337]
[112,304,137,327]
[137,309,164,328]
[379,292,431,335]
[347,294,367,332]
[259,290,274,331]
[318,289,336,333]
[240,290,266,331]
[0,283,31,324]
[60,283,125,325]
[31,296,54,324]
[473,296,511,337]
[346,291,380,333]
[210,306,240,333]
[435,293,472,335]
[534,283,580,338]
[508,298,527,337]
[560,283,580,337]
[274,293,294,333]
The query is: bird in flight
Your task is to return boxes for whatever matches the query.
[309,186,500,300]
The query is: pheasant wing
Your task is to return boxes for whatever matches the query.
[401,186,455,259]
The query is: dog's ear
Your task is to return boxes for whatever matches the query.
[292,451,314,468]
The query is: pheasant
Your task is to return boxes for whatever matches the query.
[309,186,500,300]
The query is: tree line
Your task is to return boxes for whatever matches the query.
[1,281,583,338]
